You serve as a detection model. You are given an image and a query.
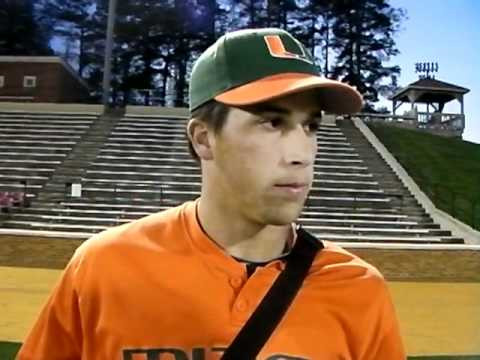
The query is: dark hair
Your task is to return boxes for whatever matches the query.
[187,100,231,162]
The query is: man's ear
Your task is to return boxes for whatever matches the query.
[187,118,214,161]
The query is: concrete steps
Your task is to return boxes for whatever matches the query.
[0,111,97,202]
[35,114,121,202]
[0,112,464,245]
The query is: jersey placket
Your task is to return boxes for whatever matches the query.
[229,264,281,326]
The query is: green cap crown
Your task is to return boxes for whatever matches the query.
[189,28,320,112]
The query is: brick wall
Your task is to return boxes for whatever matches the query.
[0,234,478,282]
[351,248,480,282]
[0,61,89,103]
[58,65,91,102]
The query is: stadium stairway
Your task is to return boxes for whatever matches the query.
[0,112,464,244]
[33,111,122,202]
[0,110,98,205]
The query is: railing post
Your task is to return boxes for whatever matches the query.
[21,179,27,207]
[159,184,163,206]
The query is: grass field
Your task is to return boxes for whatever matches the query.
[0,342,20,359]
[368,123,480,230]
[2,341,479,360]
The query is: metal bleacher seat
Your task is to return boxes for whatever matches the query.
[0,110,96,207]
[0,112,464,244]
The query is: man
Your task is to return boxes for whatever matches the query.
[18,28,405,360]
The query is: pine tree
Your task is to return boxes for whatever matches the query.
[329,0,405,106]
[29,0,405,108]
[38,0,97,76]
[309,0,336,76]
[109,0,207,106]
[267,0,292,29]
[74,0,109,101]
[0,0,52,55]
[287,0,321,58]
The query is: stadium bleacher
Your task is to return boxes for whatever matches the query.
[0,110,98,205]
[0,110,464,244]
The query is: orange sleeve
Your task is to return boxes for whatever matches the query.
[370,318,406,360]
[363,282,406,360]
[16,253,83,360]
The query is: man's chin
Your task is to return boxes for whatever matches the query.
[263,203,304,226]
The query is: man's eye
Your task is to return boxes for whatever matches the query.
[305,120,319,133]
[262,117,283,129]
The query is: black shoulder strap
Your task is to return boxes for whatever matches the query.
[221,226,323,360]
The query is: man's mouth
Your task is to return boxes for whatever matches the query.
[274,183,307,194]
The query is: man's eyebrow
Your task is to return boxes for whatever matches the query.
[309,111,323,118]
[244,103,291,115]
[242,104,323,119]
[304,111,323,124]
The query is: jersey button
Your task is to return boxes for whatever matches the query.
[236,299,248,312]
[230,277,243,288]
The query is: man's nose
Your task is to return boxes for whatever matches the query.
[281,126,315,167]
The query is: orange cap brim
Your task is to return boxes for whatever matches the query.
[215,73,363,114]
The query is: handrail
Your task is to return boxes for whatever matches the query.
[63,180,164,206]
[357,112,465,135]
[59,180,165,226]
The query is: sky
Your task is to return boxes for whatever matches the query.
[382,0,480,144]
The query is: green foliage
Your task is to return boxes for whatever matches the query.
[24,0,406,106]
[0,0,52,55]
[369,123,480,229]
[37,0,96,76]
[329,0,405,106]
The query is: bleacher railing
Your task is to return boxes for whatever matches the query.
[357,112,465,136]
[64,181,164,205]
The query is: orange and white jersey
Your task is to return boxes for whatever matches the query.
[18,200,406,360]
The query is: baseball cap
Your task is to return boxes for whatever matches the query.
[189,28,363,114]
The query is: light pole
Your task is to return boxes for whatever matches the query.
[102,0,118,110]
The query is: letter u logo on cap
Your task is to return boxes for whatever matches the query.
[264,35,313,64]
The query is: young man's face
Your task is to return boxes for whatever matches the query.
[206,91,320,226]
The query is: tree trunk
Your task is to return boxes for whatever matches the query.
[249,0,255,26]
[310,15,315,55]
[175,58,187,107]
[79,26,85,77]
[160,59,169,107]
[282,4,287,29]
[348,20,355,80]
[324,14,330,77]
[354,8,362,81]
